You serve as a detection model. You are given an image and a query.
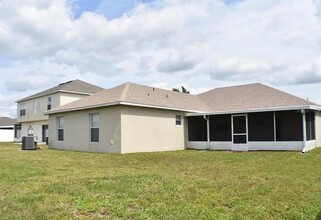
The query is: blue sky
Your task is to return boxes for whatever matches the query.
[0,0,321,117]
[71,0,243,19]
[71,0,156,19]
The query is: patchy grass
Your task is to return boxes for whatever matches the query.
[1,143,321,219]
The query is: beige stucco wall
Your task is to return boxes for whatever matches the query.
[17,92,90,123]
[16,92,90,143]
[120,106,185,154]
[316,111,321,147]
[60,92,90,106]
[17,93,60,123]
[48,106,122,153]
[19,120,48,142]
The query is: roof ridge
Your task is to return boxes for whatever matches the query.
[130,82,201,97]
[198,82,261,96]
[119,83,131,101]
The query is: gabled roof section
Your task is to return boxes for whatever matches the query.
[16,80,104,102]
[0,117,15,126]
[198,83,320,113]
[48,82,209,114]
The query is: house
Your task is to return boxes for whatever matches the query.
[15,80,104,143]
[46,82,321,153]
[0,117,15,142]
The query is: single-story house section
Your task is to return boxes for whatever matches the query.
[0,117,15,142]
[47,83,321,154]
[187,83,321,152]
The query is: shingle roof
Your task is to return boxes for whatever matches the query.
[0,117,15,126]
[16,80,104,102]
[47,82,321,115]
[48,83,210,113]
[198,83,318,113]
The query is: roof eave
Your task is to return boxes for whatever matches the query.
[185,105,321,116]
[46,102,121,115]
[16,90,93,103]
[46,101,205,115]
[119,102,205,113]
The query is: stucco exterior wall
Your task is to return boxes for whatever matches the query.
[48,106,122,153]
[16,92,91,143]
[316,111,321,147]
[19,120,48,142]
[120,106,185,154]
[59,92,90,106]
[17,92,90,123]
[17,93,60,123]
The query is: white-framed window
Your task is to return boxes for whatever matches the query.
[90,113,99,142]
[176,115,182,125]
[19,103,26,116]
[47,97,52,110]
[33,100,37,115]
[57,117,64,141]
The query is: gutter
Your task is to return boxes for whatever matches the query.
[46,101,206,115]
[203,115,210,150]
[185,105,321,117]
[16,90,94,103]
[301,109,307,153]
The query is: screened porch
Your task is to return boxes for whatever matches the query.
[187,110,316,151]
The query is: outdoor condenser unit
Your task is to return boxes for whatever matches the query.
[22,136,36,150]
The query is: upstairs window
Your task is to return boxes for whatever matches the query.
[33,100,37,115]
[176,115,182,125]
[47,97,52,110]
[20,103,26,116]
[90,113,99,142]
[57,117,64,141]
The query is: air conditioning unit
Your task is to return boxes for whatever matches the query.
[22,136,37,150]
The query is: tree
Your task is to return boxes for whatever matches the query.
[172,86,190,94]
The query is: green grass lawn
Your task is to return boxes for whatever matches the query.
[1,143,321,220]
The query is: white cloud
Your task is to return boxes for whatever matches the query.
[0,0,321,117]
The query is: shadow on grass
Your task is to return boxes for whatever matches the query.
[316,211,321,220]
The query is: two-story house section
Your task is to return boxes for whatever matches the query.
[15,80,104,143]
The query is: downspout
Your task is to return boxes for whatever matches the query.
[301,109,307,153]
[203,115,210,150]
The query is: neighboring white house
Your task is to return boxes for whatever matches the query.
[0,117,15,142]
[46,82,321,154]
[15,80,103,143]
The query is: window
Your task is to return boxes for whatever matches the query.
[90,113,99,142]
[57,117,64,141]
[176,115,182,125]
[47,97,52,110]
[33,100,37,115]
[20,103,26,116]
